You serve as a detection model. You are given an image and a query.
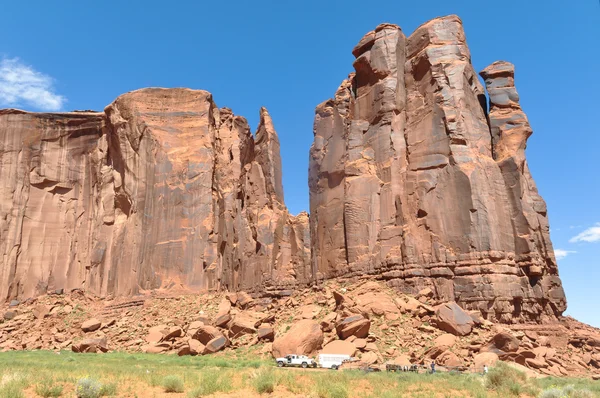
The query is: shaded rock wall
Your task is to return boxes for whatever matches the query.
[309,15,566,323]
[0,89,310,300]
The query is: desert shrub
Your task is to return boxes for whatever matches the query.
[485,362,528,396]
[253,368,275,394]
[162,375,184,393]
[539,387,566,398]
[99,382,117,396]
[0,382,25,398]
[539,385,595,398]
[314,375,348,398]
[75,377,102,398]
[187,370,231,397]
[35,379,63,397]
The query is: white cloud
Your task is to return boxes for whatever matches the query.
[0,57,65,111]
[569,223,600,243]
[554,249,576,260]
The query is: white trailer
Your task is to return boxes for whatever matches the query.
[317,353,352,370]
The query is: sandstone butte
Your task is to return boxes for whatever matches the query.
[0,15,566,326]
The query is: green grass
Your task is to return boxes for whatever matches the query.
[252,368,275,394]
[187,370,232,397]
[0,351,598,398]
[162,375,184,393]
[35,378,64,397]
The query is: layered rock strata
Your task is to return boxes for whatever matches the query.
[309,15,566,322]
[0,89,310,300]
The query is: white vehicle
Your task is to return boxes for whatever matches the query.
[276,354,316,368]
[317,353,352,370]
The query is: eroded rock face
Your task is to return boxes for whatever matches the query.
[0,89,310,300]
[309,15,566,323]
[0,15,567,326]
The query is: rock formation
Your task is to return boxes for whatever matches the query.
[0,88,310,300]
[309,15,566,323]
[0,15,567,325]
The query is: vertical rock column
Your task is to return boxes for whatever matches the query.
[346,24,407,274]
[481,61,566,317]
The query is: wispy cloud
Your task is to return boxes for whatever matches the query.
[554,249,576,260]
[0,57,65,111]
[569,223,600,243]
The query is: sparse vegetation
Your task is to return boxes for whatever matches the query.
[162,375,184,393]
[75,377,103,398]
[252,368,275,394]
[35,378,64,397]
[539,384,596,398]
[187,370,231,397]
[0,351,598,398]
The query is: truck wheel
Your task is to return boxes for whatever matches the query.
[302,362,308,368]
[277,361,284,367]
[332,365,338,370]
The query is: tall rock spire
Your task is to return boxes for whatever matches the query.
[255,107,285,205]
[481,61,564,299]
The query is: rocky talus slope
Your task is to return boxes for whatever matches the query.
[1,281,598,378]
[309,15,565,323]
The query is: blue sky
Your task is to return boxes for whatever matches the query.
[1,1,599,327]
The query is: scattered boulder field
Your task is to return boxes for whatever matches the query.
[1,280,598,379]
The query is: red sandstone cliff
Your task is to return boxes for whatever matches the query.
[0,89,310,300]
[0,16,567,325]
[309,16,566,323]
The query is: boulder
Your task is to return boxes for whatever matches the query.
[9,300,20,307]
[272,320,323,358]
[145,330,164,344]
[490,332,519,352]
[237,292,253,309]
[143,343,171,354]
[361,351,379,365]
[216,298,232,318]
[395,296,422,314]
[81,318,102,333]
[298,304,321,319]
[193,325,223,345]
[32,304,50,319]
[3,311,16,320]
[258,327,275,342]
[203,336,229,354]
[335,315,371,339]
[434,333,457,349]
[72,337,108,353]
[163,326,183,340]
[187,321,205,337]
[389,354,412,367]
[321,340,357,356]
[525,357,547,369]
[436,351,462,368]
[354,338,367,349]
[228,313,257,338]
[333,291,354,309]
[177,346,191,356]
[189,339,205,355]
[214,314,232,328]
[474,352,499,370]
[435,302,473,336]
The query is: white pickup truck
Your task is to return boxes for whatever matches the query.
[276,354,317,368]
